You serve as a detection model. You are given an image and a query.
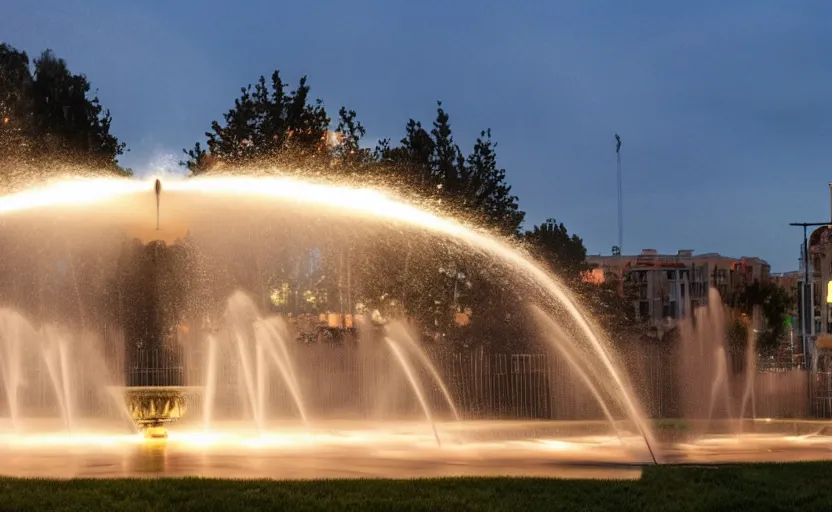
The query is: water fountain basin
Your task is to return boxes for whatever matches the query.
[117,386,201,434]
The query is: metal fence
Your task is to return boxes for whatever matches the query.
[3,340,832,421]
[121,342,829,421]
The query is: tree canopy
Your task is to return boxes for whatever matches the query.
[524,218,589,280]
[374,103,524,236]
[181,73,336,175]
[0,44,128,179]
[728,280,794,354]
[0,47,794,350]
[183,72,524,237]
[177,68,655,346]
[523,218,637,339]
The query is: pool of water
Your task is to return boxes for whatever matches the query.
[0,419,829,479]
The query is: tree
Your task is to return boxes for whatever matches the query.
[731,280,794,354]
[0,44,32,162]
[375,103,524,236]
[0,44,128,177]
[524,218,639,341]
[355,103,528,340]
[524,218,589,280]
[463,130,525,236]
[181,72,335,174]
[182,80,533,342]
[332,107,372,170]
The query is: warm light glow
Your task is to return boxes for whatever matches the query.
[583,268,605,284]
[0,174,656,456]
[161,175,656,453]
[0,433,143,448]
[826,280,832,303]
[0,178,147,215]
[144,426,169,439]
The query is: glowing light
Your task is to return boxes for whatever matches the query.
[538,439,577,451]
[161,175,657,457]
[144,426,168,439]
[0,178,147,215]
[0,174,656,457]
[166,432,230,446]
[0,433,143,447]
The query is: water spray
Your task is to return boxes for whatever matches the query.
[155,179,162,231]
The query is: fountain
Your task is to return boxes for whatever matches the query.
[676,289,794,438]
[0,174,824,479]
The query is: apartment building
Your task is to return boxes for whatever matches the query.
[587,249,770,332]
[800,225,832,338]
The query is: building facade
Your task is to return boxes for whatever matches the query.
[791,226,832,366]
[587,249,771,333]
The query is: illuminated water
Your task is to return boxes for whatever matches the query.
[0,418,830,479]
[678,290,769,434]
[0,175,824,478]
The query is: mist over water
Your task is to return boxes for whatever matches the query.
[0,174,822,476]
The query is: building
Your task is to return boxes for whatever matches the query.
[794,226,832,360]
[587,249,771,333]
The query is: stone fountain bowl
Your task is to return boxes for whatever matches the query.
[117,386,202,431]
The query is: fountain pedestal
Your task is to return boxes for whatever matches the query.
[121,386,200,437]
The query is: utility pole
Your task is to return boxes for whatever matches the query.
[615,134,623,255]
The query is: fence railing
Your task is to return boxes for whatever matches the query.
[3,340,831,421]
[119,342,830,422]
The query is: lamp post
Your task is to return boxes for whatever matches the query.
[789,220,831,370]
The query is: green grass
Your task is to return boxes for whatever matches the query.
[1,462,831,511]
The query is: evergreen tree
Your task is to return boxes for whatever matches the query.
[182,72,333,174]
[524,218,639,341]
[729,280,794,354]
[31,51,127,172]
[431,102,462,197]
[524,218,589,279]
[462,129,524,236]
[0,44,128,177]
[364,103,529,338]
[0,44,32,162]
[375,103,524,236]
[332,107,372,170]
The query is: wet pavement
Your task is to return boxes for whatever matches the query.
[0,419,830,480]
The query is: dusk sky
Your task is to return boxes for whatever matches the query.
[2,0,830,272]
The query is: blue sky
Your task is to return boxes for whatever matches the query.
[2,0,830,272]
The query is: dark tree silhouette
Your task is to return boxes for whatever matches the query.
[181,72,335,174]
[525,218,589,279]
[524,217,638,340]
[375,103,524,236]
[0,44,128,178]
[729,280,794,354]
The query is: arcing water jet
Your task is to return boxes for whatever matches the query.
[161,175,659,459]
[0,175,657,462]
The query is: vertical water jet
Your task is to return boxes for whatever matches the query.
[385,337,441,447]
[386,322,460,421]
[203,334,218,432]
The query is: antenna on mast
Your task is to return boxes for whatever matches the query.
[155,179,162,231]
[615,134,623,255]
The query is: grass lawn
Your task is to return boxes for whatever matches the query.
[0,462,831,511]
